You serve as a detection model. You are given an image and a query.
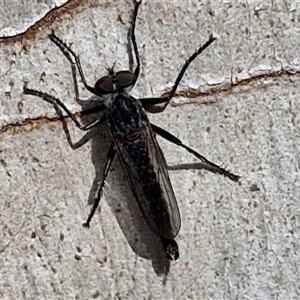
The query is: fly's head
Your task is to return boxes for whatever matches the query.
[94,65,143,136]
[94,65,136,108]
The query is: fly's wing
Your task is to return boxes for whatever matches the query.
[114,120,181,240]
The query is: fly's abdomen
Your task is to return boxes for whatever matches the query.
[122,138,177,240]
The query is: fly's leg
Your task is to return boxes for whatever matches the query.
[41,92,95,150]
[48,33,81,103]
[48,32,96,95]
[151,123,240,182]
[130,0,142,80]
[23,85,107,131]
[83,142,116,228]
[24,33,106,134]
[141,34,217,112]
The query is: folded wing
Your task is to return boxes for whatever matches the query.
[113,119,181,240]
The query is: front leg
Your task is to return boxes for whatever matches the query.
[23,85,107,131]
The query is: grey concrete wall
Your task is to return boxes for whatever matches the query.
[0,0,299,299]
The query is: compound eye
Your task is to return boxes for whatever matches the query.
[95,76,113,94]
[116,71,136,88]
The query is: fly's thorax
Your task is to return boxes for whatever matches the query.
[107,93,144,137]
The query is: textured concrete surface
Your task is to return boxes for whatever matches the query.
[0,0,300,299]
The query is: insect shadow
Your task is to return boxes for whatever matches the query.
[23,0,239,272]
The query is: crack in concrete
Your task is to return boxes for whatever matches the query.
[1,67,299,135]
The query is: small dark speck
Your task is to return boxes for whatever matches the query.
[5,91,11,99]
[74,254,81,261]
[249,183,260,192]
[157,18,163,25]
[21,44,28,52]
[37,252,42,258]
[40,71,46,82]
[97,259,105,267]
[31,232,36,238]
[208,8,215,17]
[51,266,57,274]
[92,291,100,299]
[206,127,211,133]
[17,100,24,113]
[41,224,47,231]
[32,156,40,163]
[76,246,82,253]
[117,14,125,25]
[60,233,64,241]
[0,159,7,167]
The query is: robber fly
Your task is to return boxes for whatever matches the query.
[23,0,239,260]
